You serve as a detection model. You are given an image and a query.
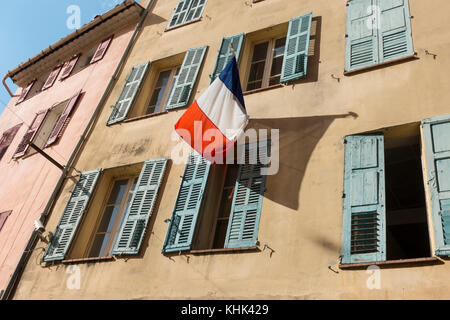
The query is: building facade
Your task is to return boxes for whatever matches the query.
[0,1,144,298]
[10,0,450,299]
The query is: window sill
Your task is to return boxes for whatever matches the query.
[62,256,114,264]
[243,83,283,96]
[165,18,202,32]
[190,246,259,255]
[123,111,169,123]
[344,54,417,76]
[339,257,441,270]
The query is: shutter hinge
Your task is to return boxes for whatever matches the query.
[342,193,346,199]
[345,34,348,38]
[343,138,347,144]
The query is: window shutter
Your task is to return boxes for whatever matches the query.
[163,152,211,253]
[107,62,150,125]
[90,36,113,64]
[280,12,312,83]
[112,157,168,255]
[210,33,244,83]
[422,115,450,256]
[341,135,386,264]
[379,0,413,63]
[345,0,379,72]
[60,55,80,80]
[13,110,49,158]
[186,0,207,23]
[43,169,101,262]
[0,211,12,232]
[224,141,268,249]
[0,124,22,161]
[42,65,63,90]
[16,80,35,104]
[167,0,192,29]
[45,91,82,147]
[166,46,207,110]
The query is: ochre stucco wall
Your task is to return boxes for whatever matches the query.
[0,24,136,293]
[12,0,450,299]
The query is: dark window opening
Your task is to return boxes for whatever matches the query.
[384,136,430,260]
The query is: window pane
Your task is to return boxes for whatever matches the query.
[147,88,163,114]
[156,70,171,88]
[270,56,283,78]
[218,188,234,218]
[98,205,120,233]
[107,179,128,205]
[248,61,265,83]
[224,165,239,187]
[89,233,110,257]
[246,81,262,91]
[273,38,286,57]
[252,42,269,62]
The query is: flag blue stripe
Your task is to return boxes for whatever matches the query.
[218,57,246,110]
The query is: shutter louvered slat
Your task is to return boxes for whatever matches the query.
[0,211,12,232]
[112,158,168,255]
[422,115,450,256]
[42,65,63,90]
[166,46,207,110]
[186,0,207,23]
[45,91,82,147]
[280,12,312,83]
[90,36,113,64]
[224,142,268,249]
[13,110,48,158]
[0,124,22,161]
[379,0,413,63]
[167,0,192,29]
[341,135,386,264]
[345,0,379,72]
[16,81,35,104]
[107,62,150,125]
[43,169,101,262]
[210,33,244,83]
[163,152,211,253]
[60,55,80,79]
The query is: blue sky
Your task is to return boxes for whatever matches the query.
[0,0,136,115]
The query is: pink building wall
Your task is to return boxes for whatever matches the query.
[0,24,135,292]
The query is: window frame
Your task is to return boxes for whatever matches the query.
[145,65,181,115]
[244,36,286,92]
[86,175,138,258]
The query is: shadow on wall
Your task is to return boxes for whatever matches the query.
[249,112,358,211]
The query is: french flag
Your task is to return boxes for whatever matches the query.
[174,57,249,162]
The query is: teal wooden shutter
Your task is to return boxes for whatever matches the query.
[224,141,269,249]
[167,0,192,29]
[378,0,413,63]
[163,152,211,253]
[210,33,244,83]
[112,158,168,255]
[43,169,101,262]
[345,0,379,72]
[423,115,450,256]
[166,46,207,110]
[280,12,312,83]
[185,0,207,23]
[107,62,150,125]
[341,135,386,264]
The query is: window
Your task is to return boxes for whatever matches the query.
[0,211,12,232]
[88,177,138,258]
[108,46,207,125]
[345,0,414,73]
[163,142,269,253]
[0,124,22,161]
[246,37,286,91]
[146,66,180,115]
[13,92,81,158]
[41,65,63,91]
[341,124,432,264]
[167,0,208,30]
[42,158,168,262]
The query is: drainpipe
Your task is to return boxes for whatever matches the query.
[0,0,156,300]
[2,75,14,98]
